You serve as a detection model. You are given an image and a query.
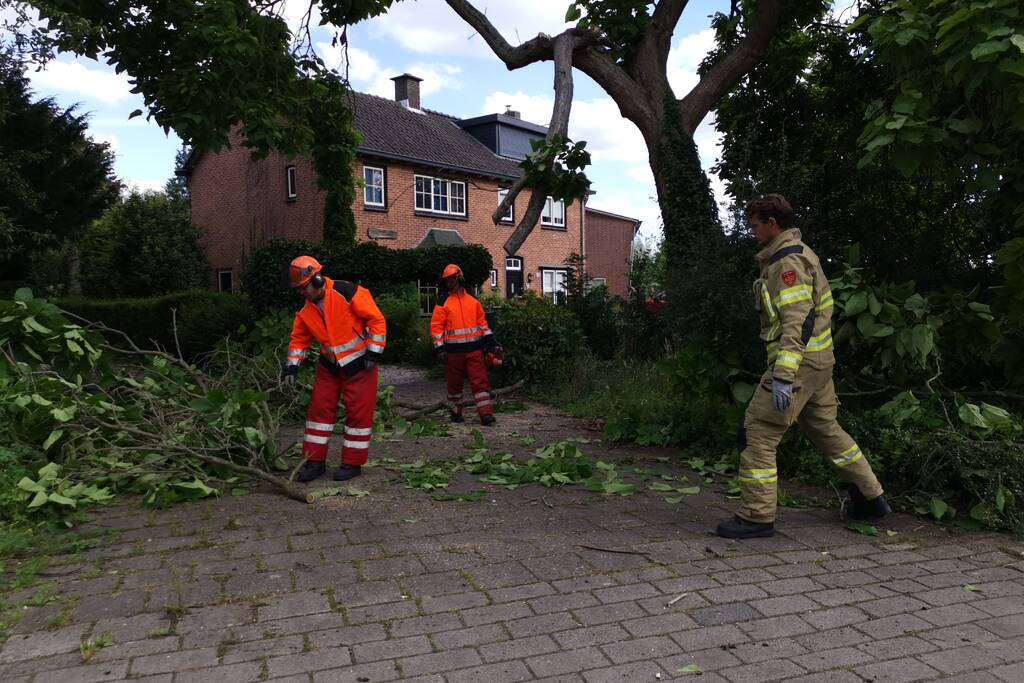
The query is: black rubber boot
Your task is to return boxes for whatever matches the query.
[333,464,361,481]
[480,414,496,426]
[295,460,326,483]
[716,515,775,539]
[450,411,464,423]
[846,485,891,520]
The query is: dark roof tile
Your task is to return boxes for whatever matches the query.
[352,92,523,180]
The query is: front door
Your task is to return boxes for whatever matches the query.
[505,256,523,298]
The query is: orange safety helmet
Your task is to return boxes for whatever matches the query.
[441,263,463,280]
[288,255,323,288]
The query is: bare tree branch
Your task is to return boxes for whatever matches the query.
[503,32,577,256]
[650,0,690,70]
[677,0,783,135]
[444,0,556,69]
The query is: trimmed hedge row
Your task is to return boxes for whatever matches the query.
[57,290,250,360]
[242,239,493,313]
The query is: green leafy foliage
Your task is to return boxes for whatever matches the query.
[0,50,119,282]
[242,239,493,314]
[78,192,208,298]
[519,135,591,206]
[488,293,585,383]
[57,290,250,360]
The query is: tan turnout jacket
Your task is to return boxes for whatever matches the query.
[754,229,835,383]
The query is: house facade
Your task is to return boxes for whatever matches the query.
[185,74,638,302]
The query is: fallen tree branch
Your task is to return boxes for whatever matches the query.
[396,380,526,420]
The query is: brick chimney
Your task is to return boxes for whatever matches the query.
[504,106,521,119]
[391,73,423,110]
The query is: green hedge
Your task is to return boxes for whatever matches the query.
[57,291,250,360]
[489,293,586,383]
[242,239,493,313]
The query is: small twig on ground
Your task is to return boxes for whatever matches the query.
[666,593,688,606]
[577,544,644,556]
[397,381,525,420]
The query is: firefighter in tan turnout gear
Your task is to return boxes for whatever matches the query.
[717,195,891,539]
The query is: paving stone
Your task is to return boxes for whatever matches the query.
[352,634,433,663]
[689,603,761,627]
[620,611,697,637]
[176,603,252,634]
[72,589,148,622]
[220,635,305,664]
[418,590,489,613]
[726,636,806,664]
[174,661,264,683]
[398,647,482,676]
[739,614,814,640]
[389,612,463,638]
[719,657,806,683]
[489,581,556,603]
[432,622,506,650]
[526,646,611,678]
[790,645,874,671]
[529,590,601,615]
[599,635,678,664]
[310,660,399,682]
[257,590,332,621]
[506,611,579,638]
[992,662,1024,682]
[33,660,130,683]
[266,649,354,677]
[757,577,822,596]
[860,595,932,618]
[460,601,533,626]
[582,660,670,683]
[980,614,1024,638]
[344,598,418,624]
[671,624,749,652]
[857,636,939,659]
[0,624,90,663]
[446,660,533,683]
[748,594,818,617]
[801,605,870,630]
[572,601,646,626]
[854,613,934,640]
[854,657,942,682]
[919,644,1007,675]
[130,647,220,675]
[700,584,768,605]
[552,624,630,650]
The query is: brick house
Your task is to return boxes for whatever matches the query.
[184,74,640,301]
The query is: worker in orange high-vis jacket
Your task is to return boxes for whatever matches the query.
[430,264,500,425]
[281,256,387,483]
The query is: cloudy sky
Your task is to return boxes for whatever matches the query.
[20,0,736,242]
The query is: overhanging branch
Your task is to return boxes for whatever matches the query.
[677,0,783,135]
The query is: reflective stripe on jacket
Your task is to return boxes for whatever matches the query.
[429,289,494,353]
[753,229,835,383]
[287,277,387,374]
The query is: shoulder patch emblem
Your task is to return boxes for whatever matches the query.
[782,271,797,286]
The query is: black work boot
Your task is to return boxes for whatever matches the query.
[846,485,891,520]
[450,411,464,423]
[295,460,326,483]
[480,414,496,427]
[333,464,361,481]
[716,515,775,539]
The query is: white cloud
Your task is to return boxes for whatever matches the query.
[30,59,132,105]
[91,132,119,153]
[667,28,717,100]
[124,179,165,195]
[279,0,323,37]
[316,43,462,100]
[362,0,571,59]
[625,165,653,184]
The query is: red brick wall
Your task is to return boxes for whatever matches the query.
[584,209,638,299]
[189,145,582,296]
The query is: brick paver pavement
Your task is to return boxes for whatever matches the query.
[2,368,1023,682]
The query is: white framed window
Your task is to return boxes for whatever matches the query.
[363,165,385,207]
[587,277,607,291]
[505,256,522,271]
[416,279,438,316]
[541,268,568,303]
[497,189,514,222]
[490,269,498,287]
[217,269,232,293]
[414,174,466,216]
[541,196,565,227]
[286,165,297,199]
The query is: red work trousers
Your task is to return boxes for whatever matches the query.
[301,362,378,465]
[445,349,493,420]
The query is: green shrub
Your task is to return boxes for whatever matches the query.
[57,290,250,359]
[78,192,208,298]
[376,287,432,366]
[567,284,620,359]
[488,293,586,384]
[242,239,493,314]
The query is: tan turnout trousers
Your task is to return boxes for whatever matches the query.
[737,229,883,523]
[738,365,883,523]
